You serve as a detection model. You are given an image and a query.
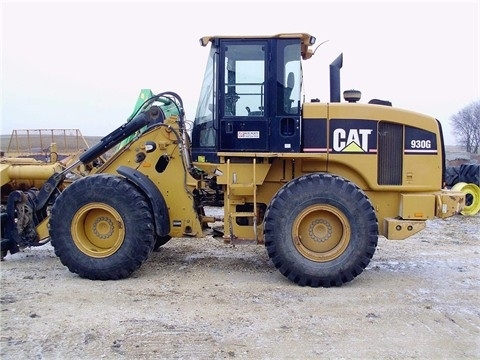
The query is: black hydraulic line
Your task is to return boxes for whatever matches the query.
[79,112,150,165]
[31,111,153,214]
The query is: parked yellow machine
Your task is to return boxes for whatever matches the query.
[1,156,64,193]
[1,33,465,287]
[1,129,92,200]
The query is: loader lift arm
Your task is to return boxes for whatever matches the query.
[1,92,191,259]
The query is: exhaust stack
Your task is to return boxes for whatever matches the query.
[330,53,343,103]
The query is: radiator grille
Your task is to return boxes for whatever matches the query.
[378,122,403,185]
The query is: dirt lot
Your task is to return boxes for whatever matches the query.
[1,212,479,359]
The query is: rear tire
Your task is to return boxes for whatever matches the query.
[444,166,459,187]
[264,173,378,287]
[459,164,480,186]
[50,174,156,280]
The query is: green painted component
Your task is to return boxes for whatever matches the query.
[129,89,155,121]
[116,89,181,151]
[157,98,181,119]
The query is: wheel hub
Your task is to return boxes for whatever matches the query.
[308,219,332,243]
[292,204,351,262]
[92,216,115,239]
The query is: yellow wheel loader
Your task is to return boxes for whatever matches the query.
[1,33,465,287]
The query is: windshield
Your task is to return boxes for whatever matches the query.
[192,46,217,149]
[194,47,216,125]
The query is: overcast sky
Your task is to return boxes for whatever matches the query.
[1,1,479,145]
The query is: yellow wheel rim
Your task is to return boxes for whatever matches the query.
[71,203,125,258]
[452,182,480,216]
[292,204,351,262]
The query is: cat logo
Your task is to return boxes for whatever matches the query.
[332,128,375,153]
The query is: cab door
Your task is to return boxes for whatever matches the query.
[218,40,269,152]
[269,40,302,153]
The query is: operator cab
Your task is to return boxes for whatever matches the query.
[192,33,316,163]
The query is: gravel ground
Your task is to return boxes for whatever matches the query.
[1,213,479,359]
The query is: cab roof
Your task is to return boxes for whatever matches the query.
[199,33,316,60]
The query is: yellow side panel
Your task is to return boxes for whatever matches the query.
[94,123,204,238]
[400,193,436,220]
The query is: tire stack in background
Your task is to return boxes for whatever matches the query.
[444,164,480,215]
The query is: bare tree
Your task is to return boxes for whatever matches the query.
[451,100,480,153]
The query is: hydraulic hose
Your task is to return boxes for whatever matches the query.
[79,112,150,165]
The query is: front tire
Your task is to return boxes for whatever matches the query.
[50,174,156,280]
[264,173,378,287]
